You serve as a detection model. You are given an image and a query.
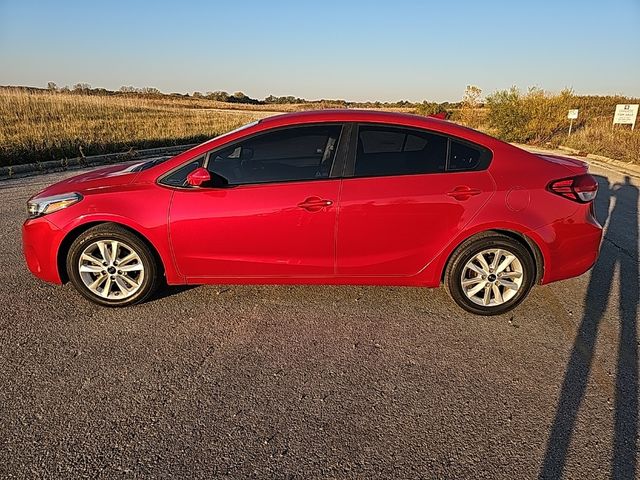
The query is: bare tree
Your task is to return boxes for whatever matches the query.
[460,85,483,128]
[72,83,92,92]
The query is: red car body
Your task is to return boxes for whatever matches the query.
[22,110,603,293]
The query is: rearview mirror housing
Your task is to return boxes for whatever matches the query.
[186,167,211,187]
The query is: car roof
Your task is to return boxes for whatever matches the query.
[260,108,442,127]
[257,109,496,145]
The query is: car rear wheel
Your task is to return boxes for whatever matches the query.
[67,224,161,307]
[444,233,535,316]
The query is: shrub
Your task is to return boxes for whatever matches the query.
[485,87,575,143]
[415,101,448,116]
[481,86,639,163]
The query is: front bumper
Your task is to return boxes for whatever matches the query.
[22,217,65,284]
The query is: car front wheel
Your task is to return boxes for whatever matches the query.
[66,224,161,307]
[444,233,535,316]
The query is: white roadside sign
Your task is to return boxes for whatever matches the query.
[613,104,639,130]
[567,109,579,136]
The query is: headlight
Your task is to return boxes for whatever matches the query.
[27,192,83,218]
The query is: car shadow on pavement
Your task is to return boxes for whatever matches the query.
[539,175,639,479]
[152,284,198,301]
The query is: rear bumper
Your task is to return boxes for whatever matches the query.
[530,205,603,284]
[22,217,64,284]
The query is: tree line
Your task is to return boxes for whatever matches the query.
[35,82,459,109]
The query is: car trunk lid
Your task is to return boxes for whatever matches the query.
[536,153,588,174]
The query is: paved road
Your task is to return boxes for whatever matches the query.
[0,159,638,479]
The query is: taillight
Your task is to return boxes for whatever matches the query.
[548,174,598,203]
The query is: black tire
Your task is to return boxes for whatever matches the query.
[66,224,162,307]
[444,233,535,316]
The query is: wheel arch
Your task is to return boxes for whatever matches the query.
[57,221,167,284]
[440,228,544,284]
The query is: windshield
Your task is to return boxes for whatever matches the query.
[213,120,261,141]
[130,156,173,172]
[132,121,262,173]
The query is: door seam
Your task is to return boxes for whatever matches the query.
[166,190,186,281]
[332,179,344,275]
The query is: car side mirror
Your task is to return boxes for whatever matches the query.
[186,167,211,187]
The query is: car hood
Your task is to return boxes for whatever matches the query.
[31,161,146,199]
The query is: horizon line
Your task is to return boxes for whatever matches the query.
[2,83,639,105]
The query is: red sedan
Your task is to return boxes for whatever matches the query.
[22,110,602,315]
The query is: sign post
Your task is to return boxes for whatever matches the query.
[567,109,579,136]
[613,104,639,131]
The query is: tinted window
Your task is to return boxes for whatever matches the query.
[449,140,485,171]
[208,125,342,185]
[160,156,204,187]
[355,126,447,177]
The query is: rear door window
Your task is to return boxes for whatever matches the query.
[354,125,448,177]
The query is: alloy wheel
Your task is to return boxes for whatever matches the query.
[78,240,145,300]
[460,248,524,307]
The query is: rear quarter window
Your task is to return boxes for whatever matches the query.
[448,139,492,172]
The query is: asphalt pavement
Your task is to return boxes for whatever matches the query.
[0,159,638,479]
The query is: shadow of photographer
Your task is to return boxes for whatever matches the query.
[540,175,639,479]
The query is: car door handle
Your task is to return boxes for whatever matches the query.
[298,196,333,212]
[447,186,482,200]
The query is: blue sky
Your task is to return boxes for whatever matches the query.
[0,0,638,102]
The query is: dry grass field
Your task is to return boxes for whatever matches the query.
[1,87,638,168]
[0,89,286,166]
[0,88,418,167]
[561,117,640,163]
